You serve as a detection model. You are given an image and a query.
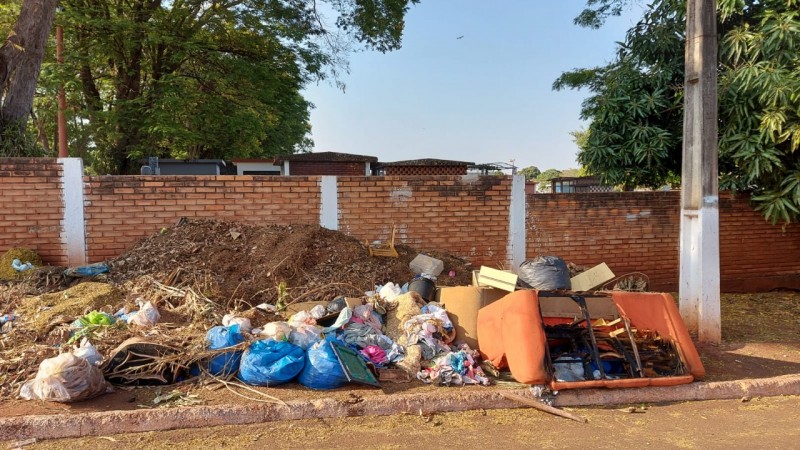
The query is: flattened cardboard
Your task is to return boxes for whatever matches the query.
[437,286,507,349]
[569,263,615,292]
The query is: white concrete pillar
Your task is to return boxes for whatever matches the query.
[283,161,290,175]
[319,176,338,230]
[59,157,87,267]
[679,201,721,343]
[508,174,526,271]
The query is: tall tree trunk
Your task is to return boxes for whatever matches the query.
[0,0,58,138]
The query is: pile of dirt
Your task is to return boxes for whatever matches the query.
[109,219,473,308]
[15,282,123,333]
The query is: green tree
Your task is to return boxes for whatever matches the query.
[518,165,541,180]
[0,0,57,154]
[25,0,419,173]
[556,0,800,223]
[536,168,562,182]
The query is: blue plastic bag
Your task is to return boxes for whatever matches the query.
[206,325,245,376]
[298,337,349,390]
[238,339,305,386]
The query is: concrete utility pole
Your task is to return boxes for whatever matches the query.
[679,0,720,343]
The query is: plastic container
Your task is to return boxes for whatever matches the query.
[409,254,444,276]
[409,277,436,303]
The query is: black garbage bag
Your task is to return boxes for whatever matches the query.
[518,256,571,290]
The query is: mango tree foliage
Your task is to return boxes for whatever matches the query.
[556,0,800,223]
[33,0,418,173]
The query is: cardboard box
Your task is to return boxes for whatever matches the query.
[569,263,615,292]
[437,286,507,349]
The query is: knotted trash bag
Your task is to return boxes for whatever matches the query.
[238,339,305,386]
[19,352,110,402]
[298,337,349,390]
[206,325,245,376]
[518,256,571,290]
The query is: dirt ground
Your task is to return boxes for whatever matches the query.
[5,396,800,449]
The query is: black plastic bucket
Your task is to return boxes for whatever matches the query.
[409,278,436,303]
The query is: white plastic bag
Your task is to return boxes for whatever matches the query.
[260,321,292,341]
[19,352,110,402]
[222,313,252,334]
[127,301,160,327]
[309,304,327,320]
[73,338,103,366]
[287,311,315,328]
[379,282,403,302]
[289,325,323,349]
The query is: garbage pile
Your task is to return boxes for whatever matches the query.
[0,219,484,401]
[1,224,696,405]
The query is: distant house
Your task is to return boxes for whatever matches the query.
[549,176,613,193]
[377,158,474,176]
[273,152,377,176]
[231,158,281,175]
[142,158,227,175]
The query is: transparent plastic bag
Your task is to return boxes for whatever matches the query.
[19,352,109,402]
[127,301,160,327]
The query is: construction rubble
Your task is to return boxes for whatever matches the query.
[0,219,702,405]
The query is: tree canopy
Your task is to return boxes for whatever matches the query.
[517,165,541,181]
[2,0,419,173]
[556,0,800,223]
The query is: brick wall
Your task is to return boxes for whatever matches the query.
[384,166,468,176]
[527,191,800,292]
[0,158,66,265]
[3,158,799,293]
[719,194,800,291]
[83,176,321,261]
[338,176,512,268]
[290,161,366,176]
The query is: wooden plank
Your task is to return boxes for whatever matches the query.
[499,392,587,423]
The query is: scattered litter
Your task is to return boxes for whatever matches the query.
[127,301,160,327]
[147,389,204,408]
[11,259,34,272]
[64,262,110,278]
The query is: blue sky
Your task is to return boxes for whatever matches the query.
[303,1,644,172]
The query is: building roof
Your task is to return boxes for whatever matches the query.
[378,158,474,167]
[273,152,378,164]
[140,158,226,166]
[231,158,276,163]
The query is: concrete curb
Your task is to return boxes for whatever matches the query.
[3,375,800,441]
